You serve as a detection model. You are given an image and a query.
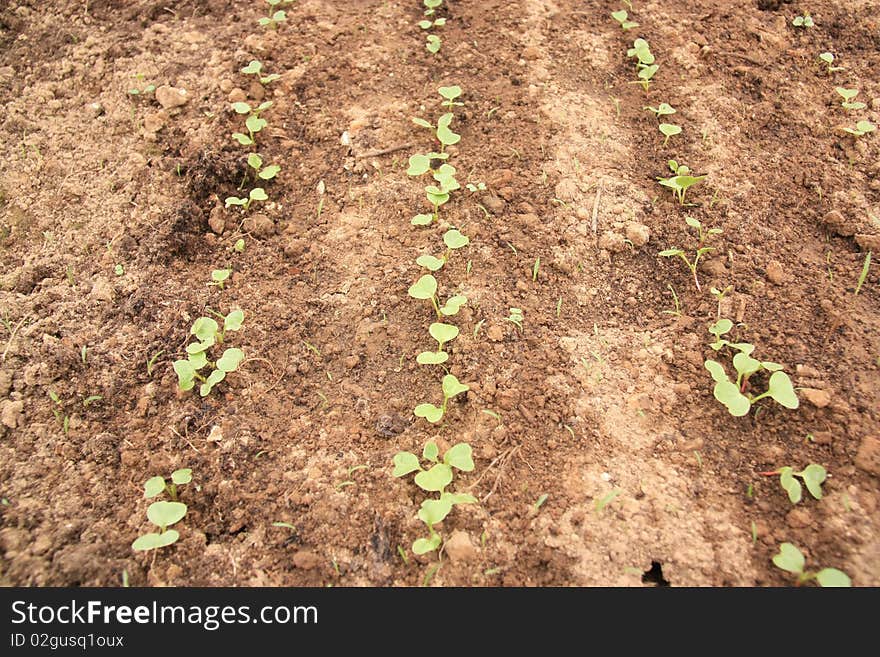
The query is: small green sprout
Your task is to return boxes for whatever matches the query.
[657,160,707,205]
[240,59,281,85]
[133,469,192,552]
[225,187,268,211]
[416,321,462,365]
[414,374,469,424]
[611,10,638,30]
[48,390,70,434]
[710,285,733,319]
[146,350,164,376]
[704,319,799,417]
[231,100,273,146]
[128,73,155,96]
[233,239,246,253]
[506,307,524,331]
[772,543,850,587]
[419,17,446,29]
[854,251,871,295]
[645,102,676,118]
[114,264,124,276]
[627,38,654,67]
[659,216,721,291]
[594,489,621,514]
[792,13,814,28]
[659,123,682,146]
[426,34,441,53]
[209,268,232,290]
[760,464,826,504]
[466,182,486,192]
[532,257,540,281]
[172,310,245,397]
[633,64,659,91]
[438,85,463,110]
[259,2,288,30]
[423,0,443,17]
[392,440,476,555]
[247,153,281,181]
[835,87,866,111]
[818,52,844,73]
[842,120,876,137]
[412,112,461,150]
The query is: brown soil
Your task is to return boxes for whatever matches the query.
[1,0,878,587]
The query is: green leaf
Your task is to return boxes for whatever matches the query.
[172,360,196,391]
[423,441,439,462]
[216,348,244,373]
[443,443,474,472]
[188,350,208,370]
[425,187,450,206]
[779,467,802,504]
[439,295,467,316]
[658,248,684,257]
[186,338,214,355]
[392,452,421,477]
[417,351,449,365]
[429,322,459,346]
[132,530,179,551]
[438,85,462,101]
[212,268,231,283]
[407,154,432,176]
[730,342,755,356]
[225,196,246,207]
[224,309,245,332]
[611,10,628,22]
[171,468,192,485]
[704,360,728,384]
[255,101,274,113]
[249,187,268,201]
[709,319,733,337]
[442,374,469,399]
[414,403,444,423]
[659,123,682,139]
[146,501,188,528]
[241,60,262,75]
[260,74,281,84]
[144,476,166,498]
[443,229,469,249]
[232,133,254,146]
[436,113,460,145]
[416,254,445,271]
[443,492,478,505]
[247,153,263,169]
[761,361,784,372]
[246,114,267,134]
[411,214,434,226]
[418,497,453,525]
[772,543,805,574]
[713,380,751,417]
[835,87,858,101]
[418,19,432,29]
[412,117,433,129]
[816,568,852,587]
[767,371,798,409]
[200,369,225,397]
[414,463,453,492]
[191,317,219,341]
[800,464,826,499]
[408,274,438,300]
[426,35,441,53]
[231,101,252,114]
[259,165,281,180]
[413,535,441,555]
[732,352,762,379]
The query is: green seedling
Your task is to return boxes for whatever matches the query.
[466,182,486,192]
[407,154,459,225]
[657,160,707,205]
[259,1,289,30]
[659,216,721,291]
[417,321,463,365]
[419,17,446,29]
[627,38,654,67]
[209,268,232,290]
[854,251,871,295]
[633,64,659,91]
[240,59,281,85]
[414,374,469,424]
[659,123,682,145]
[835,87,866,111]
[704,319,799,417]
[438,85,464,110]
[246,153,281,181]
[842,120,876,137]
[611,10,638,30]
[408,274,467,318]
[172,310,245,397]
[426,34,442,53]
[645,102,676,118]
[662,283,682,317]
[225,187,268,211]
[114,264,124,276]
[423,0,443,17]
[231,100,273,146]
[133,469,192,552]
[772,543,850,587]
[127,73,155,96]
[412,113,461,151]
[710,285,733,319]
[392,440,476,555]
[818,52,844,73]
[48,390,70,435]
[506,307,524,331]
[792,13,814,28]
[233,238,246,253]
[146,350,164,376]
[760,464,826,504]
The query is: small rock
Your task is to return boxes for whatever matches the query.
[219,79,234,93]
[143,111,167,133]
[242,213,275,239]
[292,550,321,570]
[444,530,477,563]
[86,102,104,117]
[522,46,541,60]
[810,431,833,445]
[247,80,265,101]
[855,233,880,252]
[598,230,626,253]
[701,258,727,277]
[208,206,226,234]
[801,388,831,408]
[482,195,506,214]
[625,222,650,248]
[786,508,812,529]
[89,277,114,303]
[207,425,223,443]
[854,436,880,476]
[765,260,787,285]
[576,206,590,220]
[486,324,505,342]
[0,400,23,429]
[155,85,190,109]
[820,210,854,237]
[228,88,248,103]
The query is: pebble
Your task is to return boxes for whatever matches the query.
[208,206,226,234]
[765,260,786,285]
[292,550,321,570]
[89,277,114,303]
[155,85,190,109]
[820,210,853,237]
[228,88,248,103]
[854,435,880,476]
[800,388,831,408]
[86,102,104,117]
[482,195,505,214]
[444,530,478,563]
[598,230,626,253]
[786,508,812,529]
[522,46,541,60]
[242,213,275,239]
[625,222,650,248]
[0,400,23,429]
[486,324,505,342]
